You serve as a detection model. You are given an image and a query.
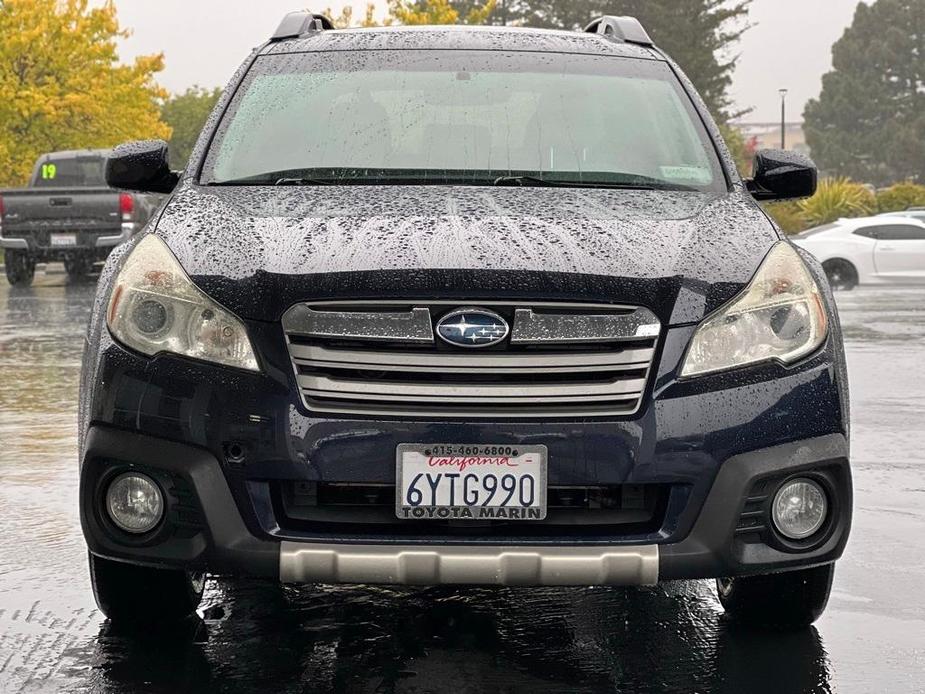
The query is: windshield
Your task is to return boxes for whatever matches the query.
[31,155,106,188]
[202,50,726,191]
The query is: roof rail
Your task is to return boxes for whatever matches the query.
[584,16,653,47]
[270,11,334,42]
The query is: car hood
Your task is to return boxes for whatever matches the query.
[155,183,777,326]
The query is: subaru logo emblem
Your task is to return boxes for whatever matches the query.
[436,308,509,348]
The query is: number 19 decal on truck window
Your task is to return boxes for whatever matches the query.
[41,163,57,180]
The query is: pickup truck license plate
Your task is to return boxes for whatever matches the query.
[396,444,547,520]
[50,233,77,247]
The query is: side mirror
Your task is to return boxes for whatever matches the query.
[746,149,817,202]
[106,140,179,194]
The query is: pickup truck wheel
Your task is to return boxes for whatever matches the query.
[64,255,93,278]
[822,259,858,291]
[716,563,835,629]
[4,250,36,286]
[89,553,205,623]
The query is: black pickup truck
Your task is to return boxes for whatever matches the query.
[0,150,161,286]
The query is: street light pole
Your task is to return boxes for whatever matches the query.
[779,88,788,149]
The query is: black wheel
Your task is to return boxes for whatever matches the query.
[822,259,858,291]
[4,250,36,286]
[716,563,835,630]
[64,255,93,279]
[89,553,205,623]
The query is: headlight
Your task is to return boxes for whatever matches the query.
[107,235,259,371]
[680,242,827,377]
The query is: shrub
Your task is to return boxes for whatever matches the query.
[875,182,925,213]
[797,177,876,227]
[763,201,807,234]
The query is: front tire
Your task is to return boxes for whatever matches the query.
[4,250,36,286]
[89,553,205,623]
[822,259,858,291]
[716,563,835,629]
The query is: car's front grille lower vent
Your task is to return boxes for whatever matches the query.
[281,301,660,418]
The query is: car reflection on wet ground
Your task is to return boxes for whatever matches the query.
[0,274,923,693]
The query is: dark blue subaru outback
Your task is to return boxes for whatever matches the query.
[80,13,851,629]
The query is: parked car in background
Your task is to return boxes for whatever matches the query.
[793,216,925,289]
[80,12,851,631]
[0,150,162,286]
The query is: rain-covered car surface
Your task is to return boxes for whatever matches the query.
[1,275,922,693]
[152,186,775,322]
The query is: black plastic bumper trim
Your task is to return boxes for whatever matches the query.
[80,425,279,578]
[658,433,851,580]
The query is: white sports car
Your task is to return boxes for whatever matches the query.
[792,216,925,289]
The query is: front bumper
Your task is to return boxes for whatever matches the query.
[81,424,851,585]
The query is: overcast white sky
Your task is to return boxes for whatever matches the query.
[101,0,865,122]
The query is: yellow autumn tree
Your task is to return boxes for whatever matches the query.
[324,1,496,29]
[0,0,170,187]
[389,0,496,25]
[326,4,380,28]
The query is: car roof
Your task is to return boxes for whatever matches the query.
[262,25,660,61]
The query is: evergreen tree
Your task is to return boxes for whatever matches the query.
[803,0,925,186]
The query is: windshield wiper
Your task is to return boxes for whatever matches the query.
[493,175,577,187]
[492,174,694,191]
[274,177,334,186]
[209,171,337,186]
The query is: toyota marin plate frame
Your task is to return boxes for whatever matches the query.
[396,444,548,521]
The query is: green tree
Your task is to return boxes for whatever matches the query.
[450,0,750,122]
[804,0,925,186]
[160,87,222,170]
[0,0,169,186]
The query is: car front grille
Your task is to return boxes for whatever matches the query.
[271,481,670,541]
[282,301,661,418]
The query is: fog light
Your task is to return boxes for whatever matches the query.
[772,478,827,540]
[105,472,164,534]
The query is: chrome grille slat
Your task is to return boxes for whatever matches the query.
[282,301,660,418]
[283,305,434,343]
[511,308,660,344]
[298,375,648,402]
[289,343,655,373]
[297,401,640,418]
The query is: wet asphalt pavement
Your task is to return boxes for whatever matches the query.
[0,271,924,694]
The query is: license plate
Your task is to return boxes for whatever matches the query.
[396,444,547,520]
[50,234,76,247]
